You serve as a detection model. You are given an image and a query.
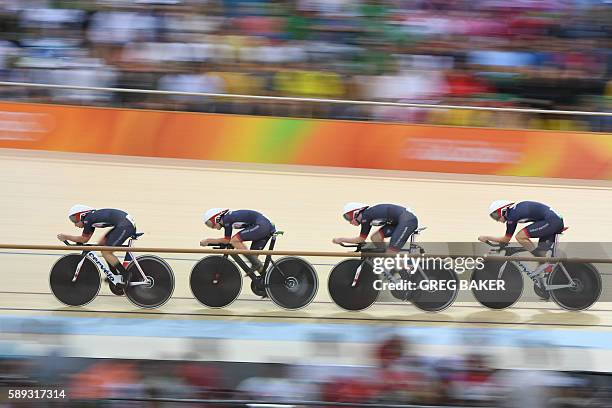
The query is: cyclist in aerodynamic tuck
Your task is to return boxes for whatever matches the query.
[58,205,137,295]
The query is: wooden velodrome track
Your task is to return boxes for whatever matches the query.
[2,148,612,370]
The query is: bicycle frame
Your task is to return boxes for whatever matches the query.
[501,260,576,291]
[223,233,283,281]
[351,229,428,287]
[495,233,576,291]
[72,236,149,286]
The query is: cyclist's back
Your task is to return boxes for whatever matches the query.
[82,209,134,230]
[360,204,409,226]
[222,209,271,229]
[505,201,557,224]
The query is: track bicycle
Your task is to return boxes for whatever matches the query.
[472,228,602,310]
[49,232,175,309]
[190,231,319,310]
[328,227,459,312]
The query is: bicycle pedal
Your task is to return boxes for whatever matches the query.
[107,281,125,296]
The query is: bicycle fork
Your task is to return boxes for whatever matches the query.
[72,238,147,287]
[74,252,121,285]
[351,262,364,287]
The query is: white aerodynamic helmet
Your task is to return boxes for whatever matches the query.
[342,202,367,222]
[203,208,229,228]
[68,204,95,223]
[488,200,514,221]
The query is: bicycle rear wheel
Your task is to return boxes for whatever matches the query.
[265,257,318,310]
[471,261,523,310]
[125,255,175,309]
[410,267,458,312]
[49,254,100,307]
[328,259,379,311]
[549,263,601,311]
[190,256,242,308]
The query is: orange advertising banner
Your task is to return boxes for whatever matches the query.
[0,102,610,180]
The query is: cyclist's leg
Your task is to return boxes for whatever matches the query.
[101,223,136,287]
[537,236,555,255]
[516,222,545,255]
[389,212,418,252]
[371,226,393,251]
[231,223,272,272]
[99,232,119,268]
[517,217,563,257]
[377,215,417,282]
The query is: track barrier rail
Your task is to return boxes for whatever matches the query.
[0,243,610,264]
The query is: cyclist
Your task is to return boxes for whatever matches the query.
[478,200,564,258]
[333,203,419,281]
[201,208,276,274]
[333,203,419,251]
[57,205,136,294]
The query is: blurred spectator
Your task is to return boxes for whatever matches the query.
[0,0,607,131]
[1,347,611,407]
[448,353,497,406]
[236,362,319,402]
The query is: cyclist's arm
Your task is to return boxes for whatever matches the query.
[59,233,92,243]
[204,237,231,245]
[333,236,366,244]
[478,235,511,244]
[479,220,515,244]
[334,221,370,244]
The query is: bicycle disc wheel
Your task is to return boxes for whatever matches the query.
[49,254,100,307]
[328,259,379,311]
[265,257,318,310]
[471,261,523,310]
[549,263,601,311]
[190,256,242,308]
[125,255,175,309]
[411,267,458,312]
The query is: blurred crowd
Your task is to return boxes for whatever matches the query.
[2,335,612,407]
[0,0,610,131]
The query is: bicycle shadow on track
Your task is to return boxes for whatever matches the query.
[462,309,522,325]
[526,309,601,326]
[325,311,381,321]
[381,311,457,323]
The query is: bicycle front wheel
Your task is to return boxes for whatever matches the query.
[328,259,379,311]
[190,256,242,308]
[49,254,100,307]
[471,261,523,310]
